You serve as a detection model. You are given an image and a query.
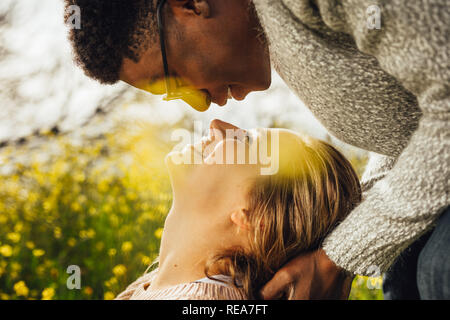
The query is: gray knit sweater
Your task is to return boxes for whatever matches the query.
[253,0,449,276]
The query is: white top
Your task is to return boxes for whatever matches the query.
[193,275,234,287]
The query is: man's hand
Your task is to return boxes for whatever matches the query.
[259,249,354,300]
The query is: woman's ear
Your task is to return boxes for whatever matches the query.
[170,0,211,18]
[230,209,251,232]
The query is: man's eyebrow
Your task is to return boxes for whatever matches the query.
[148,72,180,84]
[148,75,162,83]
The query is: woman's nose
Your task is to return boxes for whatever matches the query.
[209,119,247,141]
[209,119,240,132]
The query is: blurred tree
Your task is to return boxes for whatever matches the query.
[0,0,129,149]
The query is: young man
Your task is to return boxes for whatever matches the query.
[65,0,449,299]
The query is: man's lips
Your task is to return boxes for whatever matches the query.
[229,85,249,101]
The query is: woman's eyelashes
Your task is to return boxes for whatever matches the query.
[208,129,252,146]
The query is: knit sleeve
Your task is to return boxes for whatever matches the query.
[359,153,397,193]
[318,0,450,275]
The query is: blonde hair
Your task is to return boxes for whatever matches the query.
[205,136,362,299]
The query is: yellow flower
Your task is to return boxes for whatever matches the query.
[104,291,115,300]
[98,180,109,193]
[36,265,46,276]
[83,286,93,296]
[50,268,59,278]
[71,202,81,212]
[112,264,127,277]
[121,241,133,253]
[141,255,152,266]
[41,287,55,300]
[7,232,21,243]
[53,227,62,239]
[0,293,10,300]
[26,241,35,249]
[104,277,118,288]
[79,230,87,239]
[154,227,164,239]
[32,249,45,257]
[43,200,52,212]
[108,248,117,257]
[67,238,76,247]
[86,228,96,239]
[127,192,137,201]
[120,205,130,214]
[0,245,13,257]
[74,172,85,183]
[109,213,119,226]
[13,281,29,297]
[138,212,154,223]
[156,204,167,214]
[14,222,24,232]
[11,262,21,273]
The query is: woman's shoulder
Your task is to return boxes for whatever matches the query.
[129,281,248,300]
[116,269,247,300]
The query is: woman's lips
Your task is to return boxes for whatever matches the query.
[185,137,214,160]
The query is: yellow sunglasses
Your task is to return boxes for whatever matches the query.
[140,0,211,112]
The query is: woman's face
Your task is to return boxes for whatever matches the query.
[166,119,260,215]
[165,119,303,217]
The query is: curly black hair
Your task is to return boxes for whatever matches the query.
[64,0,158,84]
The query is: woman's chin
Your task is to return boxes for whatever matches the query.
[165,151,192,187]
[164,151,177,167]
[165,150,188,168]
[165,152,181,176]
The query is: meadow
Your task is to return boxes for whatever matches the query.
[0,121,382,300]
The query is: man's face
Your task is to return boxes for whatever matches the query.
[119,0,271,109]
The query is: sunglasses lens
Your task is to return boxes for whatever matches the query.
[140,75,211,111]
[136,79,166,95]
[163,87,211,112]
[180,89,211,112]
[162,77,211,112]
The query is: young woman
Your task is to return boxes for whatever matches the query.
[116,119,361,300]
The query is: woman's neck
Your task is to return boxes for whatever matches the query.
[148,206,228,291]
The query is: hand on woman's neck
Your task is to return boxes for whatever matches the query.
[148,204,243,291]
